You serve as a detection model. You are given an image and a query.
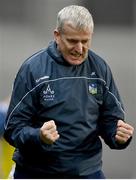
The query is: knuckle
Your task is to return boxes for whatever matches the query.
[50,120,55,125]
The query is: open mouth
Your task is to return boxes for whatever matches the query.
[70,52,82,58]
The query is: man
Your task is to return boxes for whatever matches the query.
[4,5,134,179]
[0,96,15,179]
[0,97,9,137]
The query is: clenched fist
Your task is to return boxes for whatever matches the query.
[40,120,60,144]
[115,120,134,144]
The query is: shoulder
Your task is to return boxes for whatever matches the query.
[88,50,112,79]
[13,48,49,88]
[16,48,48,77]
[88,50,108,68]
[22,48,47,69]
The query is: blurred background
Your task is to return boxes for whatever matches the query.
[0,0,135,178]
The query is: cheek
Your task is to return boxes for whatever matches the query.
[83,47,89,58]
[58,42,66,52]
[85,42,90,50]
[59,44,71,57]
[63,44,73,54]
[83,46,89,54]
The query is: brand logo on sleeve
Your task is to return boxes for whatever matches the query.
[36,76,49,83]
[90,72,96,76]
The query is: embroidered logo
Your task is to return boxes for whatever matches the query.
[89,83,97,95]
[90,72,96,76]
[36,76,49,83]
[43,84,55,101]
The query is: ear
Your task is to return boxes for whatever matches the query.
[54,29,60,44]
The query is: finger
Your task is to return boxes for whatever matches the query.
[117,120,134,131]
[116,130,131,139]
[41,131,59,144]
[115,134,128,144]
[46,131,60,143]
[48,126,57,134]
[117,127,132,136]
[117,125,134,137]
[52,131,60,139]
[41,127,58,138]
[43,120,56,130]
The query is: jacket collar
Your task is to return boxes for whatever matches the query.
[47,41,70,65]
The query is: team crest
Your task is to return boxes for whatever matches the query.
[89,83,97,95]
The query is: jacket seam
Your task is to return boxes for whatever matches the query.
[5,76,124,129]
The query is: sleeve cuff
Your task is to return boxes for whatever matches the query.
[112,136,132,150]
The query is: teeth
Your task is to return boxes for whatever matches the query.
[71,52,81,57]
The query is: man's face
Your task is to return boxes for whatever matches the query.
[54,23,93,65]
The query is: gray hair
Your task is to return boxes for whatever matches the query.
[56,5,94,33]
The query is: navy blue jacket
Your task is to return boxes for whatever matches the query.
[4,41,130,176]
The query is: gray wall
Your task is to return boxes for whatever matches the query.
[0,0,135,178]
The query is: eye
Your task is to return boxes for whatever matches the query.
[81,40,88,44]
[67,39,78,44]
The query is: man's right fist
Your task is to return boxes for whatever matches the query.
[40,120,60,144]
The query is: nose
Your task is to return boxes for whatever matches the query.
[76,42,83,54]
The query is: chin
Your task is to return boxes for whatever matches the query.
[66,58,85,65]
[69,61,84,66]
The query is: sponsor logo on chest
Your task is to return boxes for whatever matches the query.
[42,84,55,101]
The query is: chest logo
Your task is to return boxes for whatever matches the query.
[43,84,55,101]
[89,83,97,95]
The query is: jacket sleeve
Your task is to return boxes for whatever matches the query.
[4,63,45,152]
[98,62,131,149]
